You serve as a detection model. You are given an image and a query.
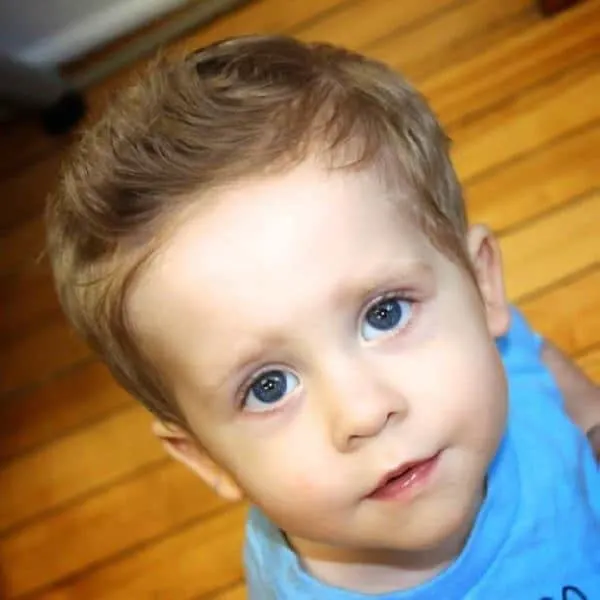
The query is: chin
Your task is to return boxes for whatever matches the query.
[391,491,483,555]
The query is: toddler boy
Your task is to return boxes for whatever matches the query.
[46,36,600,598]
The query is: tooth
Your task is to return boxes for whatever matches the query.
[402,470,418,487]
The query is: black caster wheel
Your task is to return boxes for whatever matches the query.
[41,90,86,135]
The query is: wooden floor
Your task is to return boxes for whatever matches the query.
[0,0,599,597]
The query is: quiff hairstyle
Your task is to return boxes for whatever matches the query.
[46,35,470,428]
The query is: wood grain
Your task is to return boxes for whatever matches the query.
[370,0,538,82]
[0,361,131,462]
[294,0,457,48]
[0,463,226,597]
[0,406,158,533]
[465,126,600,233]
[451,60,600,180]
[520,267,600,355]
[34,505,246,600]
[422,0,600,125]
[500,192,599,300]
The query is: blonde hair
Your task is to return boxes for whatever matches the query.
[47,35,469,427]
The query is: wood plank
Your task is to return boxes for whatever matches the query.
[0,153,63,236]
[519,268,600,356]
[0,216,46,275]
[207,583,246,600]
[369,0,538,82]
[422,0,600,126]
[0,121,70,183]
[578,346,600,383]
[465,126,600,233]
[293,0,456,49]
[500,192,600,301]
[0,462,225,597]
[0,361,131,462]
[32,505,246,600]
[0,260,59,340]
[0,406,159,533]
[0,313,91,397]
[451,59,600,181]
[173,0,348,48]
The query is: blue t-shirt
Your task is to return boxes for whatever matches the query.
[244,310,600,599]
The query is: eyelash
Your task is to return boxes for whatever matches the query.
[236,290,418,409]
[363,289,415,313]
[361,289,417,324]
[236,364,294,410]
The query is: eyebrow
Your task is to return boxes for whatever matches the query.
[206,334,285,398]
[332,259,434,306]
[207,259,434,395]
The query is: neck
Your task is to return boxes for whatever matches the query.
[287,488,483,594]
[294,546,457,594]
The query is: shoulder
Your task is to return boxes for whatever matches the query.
[497,308,565,412]
[497,308,544,373]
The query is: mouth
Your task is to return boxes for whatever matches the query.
[367,451,441,500]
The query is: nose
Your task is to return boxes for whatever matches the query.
[319,355,409,453]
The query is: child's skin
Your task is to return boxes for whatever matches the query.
[129,160,599,593]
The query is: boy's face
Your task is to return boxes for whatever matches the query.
[130,161,509,558]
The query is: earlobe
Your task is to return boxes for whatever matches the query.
[467,224,510,338]
[152,420,244,501]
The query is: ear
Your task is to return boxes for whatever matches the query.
[152,420,243,501]
[467,224,510,338]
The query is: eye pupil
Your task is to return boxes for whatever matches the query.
[251,370,287,403]
[366,299,402,331]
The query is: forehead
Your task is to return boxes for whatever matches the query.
[137,163,428,295]
[128,162,437,372]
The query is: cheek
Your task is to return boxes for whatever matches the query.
[215,425,338,504]
[399,330,507,435]
[427,290,506,411]
[438,338,507,452]
[240,450,344,532]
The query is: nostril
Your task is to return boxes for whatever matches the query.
[341,411,397,453]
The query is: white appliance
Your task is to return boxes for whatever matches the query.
[0,0,192,67]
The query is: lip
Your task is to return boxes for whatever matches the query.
[367,451,441,500]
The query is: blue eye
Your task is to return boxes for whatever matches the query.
[361,297,413,341]
[244,369,300,412]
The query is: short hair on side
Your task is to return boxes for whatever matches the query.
[46,34,469,427]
